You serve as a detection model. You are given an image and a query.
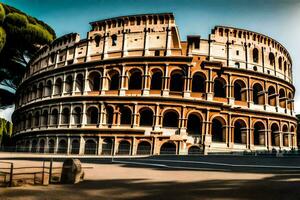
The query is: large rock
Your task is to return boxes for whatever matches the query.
[60,158,84,184]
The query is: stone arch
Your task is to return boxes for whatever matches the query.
[162,110,179,128]
[73,107,82,125]
[188,145,202,155]
[45,80,52,97]
[75,74,84,93]
[160,141,177,155]
[233,79,247,101]
[41,110,48,126]
[87,106,98,125]
[117,140,131,155]
[54,78,63,95]
[139,108,154,127]
[279,88,286,108]
[271,123,280,147]
[278,57,283,70]
[150,69,163,90]
[269,52,275,66]
[213,77,226,98]
[102,138,113,155]
[65,75,73,94]
[252,83,264,105]
[51,109,59,125]
[170,70,185,92]
[137,141,152,155]
[128,69,143,90]
[106,106,114,127]
[71,139,80,154]
[268,86,276,106]
[282,124,289,147]
[88,71,101,91]
[37,82,43,98]
[187,112,202,135]
[34,111,40,127]
[120,106,132,125]
[253,48,259,63]
[191,72,206,93]
[39,139,45,153]
[233,119,247,144]
[48,139,55,153]
[58,139,68,154]
[84,139,97,155]
[108,70,120,90]
[253,121,265,146]
[31,140,37,153]
[211,116,226,142]
[61,107,70,124]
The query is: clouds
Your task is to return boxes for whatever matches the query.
[0,105,14,122]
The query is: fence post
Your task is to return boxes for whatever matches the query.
[49,158,53,184]
[9,163,13,187]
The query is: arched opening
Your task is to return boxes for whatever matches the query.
[54,78,63,95]
[37,83,43,98]
[117,140,131,155]
[32,85,37,100]
[137,141,152,155]
[139,108,153,126]
[31,140,37,153]
[48,139,55,153]
[27,113,32,129]
[150,70,163,90]
[253,83,264,105]
[39,139,45,153]
[45,80,52,97]
[160,141,176,155]
[234,80,246,101]
[279,89,286,108]
[282,125,289,147]
[41,110,48,126]
[187,113,202,135]
[268,86,276,106]
[271,123,280,147]
[170,70,184,92]
[95,35,101,47]
[214,77,226,98]
[253,48,259,63]
[34,112,40,127]
[109,71,120,90]
[88,72,101,91]
[51,109,59,125]
[87,107,98,125]
[163,111,179,128]
[71,140,80,154]
[278,57,282,70]
[58,140,68,154]
[212,117,225,142]
[73,107,81,125]
[128,70,142,90]
[111,34,117,46]
[75,74,84,93]
[61,108,70,124]
[120,107,132,125]
[84,140,97,155]
[188,146,202,155]
[102,138,113,155]
[269,52,275,66]
[106,106,114,127]
[65,75,73,94]
[192,73,206,93]
[253,122,265,145]
[234,120,247,144]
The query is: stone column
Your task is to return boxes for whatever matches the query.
[153,104,161,131]
[119,65,127,96]
[142,64,150,96]
[183,65,192,98]
[81,103,87,127]
[206,69,214,101]
[79,136,85,155]
[97,137,102,155]
[162,64,169,96]
[72,72,77,95]
[101,67,108,95]
[132,104,138,128]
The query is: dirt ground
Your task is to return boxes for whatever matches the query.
[1,159,300,200]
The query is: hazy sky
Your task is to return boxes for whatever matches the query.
[1,0,300,121]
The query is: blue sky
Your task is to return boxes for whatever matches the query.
[1,0,300,120]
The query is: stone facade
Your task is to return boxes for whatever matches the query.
[12,13,297,155]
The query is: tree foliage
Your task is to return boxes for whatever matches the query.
[0,118,13,147]
[0,3,56,106]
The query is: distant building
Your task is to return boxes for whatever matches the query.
[12,13,297,155]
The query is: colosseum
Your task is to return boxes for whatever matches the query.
[12,13,297,155]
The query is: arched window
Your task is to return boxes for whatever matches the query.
[106,106,114,126]
[73,107,81,125]
[61,108,70,124]
[214,77,226,98]
[120,107,132,125]
[102,138,113,155]
[65,75,73,94]
[71,140,80,154]
[282,125,289,147]
[268,86,276,106]
[89,72,101,91]
[253,122,265,145]
[32,85,37,100]
[253,48,259,63]
[39,139,45,153]
[37,83,43,98]
[34,112,40,127]
[212,117,225,142]
[139,108,153,126]
[234,80,246,101]
[278,57,282,70]
[95,35,101,47]
[55,78,63,95]
[160,141,176,155]
[45,80,52,96]
[279,89,286,108]
[170,70,184,92]
[75,74,84,93]
[234,120,246,144]
[58,140,68,154]
[187,114,202,135]
[111,34,117,46]
[137,141,151,155]
[128,70,142,90]
[150,70,163,90]
[109,71,120,90]
[271,123,280,147]
[284,61,287,74]
[269,52,275,66]
[162,111,179,128]
[117,140,131,155]
[192,73,206,93]
[51,109,59,125]
[27,113,32,128]
[85,140,97,155]
[253,83,264,105]
[41,110,48,126]
[87,107,98,125]
[31,140,37,153]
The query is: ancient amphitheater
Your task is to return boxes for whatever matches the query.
[12,13,297,155]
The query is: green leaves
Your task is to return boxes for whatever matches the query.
[0,27,6,52]
[0,118,13,147]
